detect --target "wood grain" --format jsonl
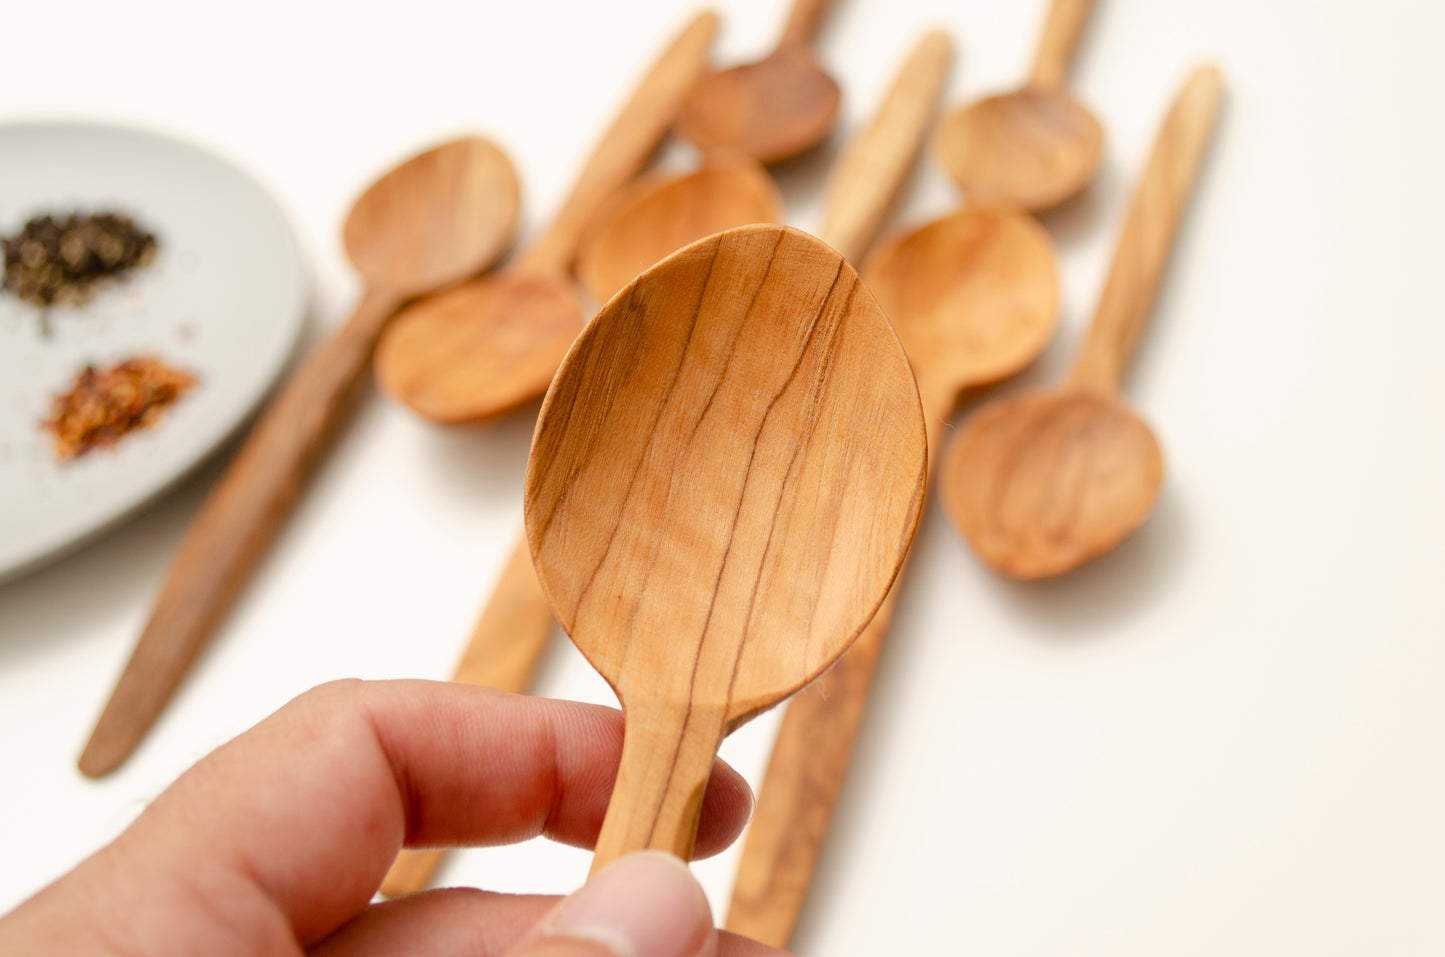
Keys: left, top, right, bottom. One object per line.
{"left": 941, "top": 64, "right": 1224, "bottom": 579}
{"left": 378, "top": 534, "right": 555, "bottom": 897}
{"left": 818, "top": 30, "right": 952, "bottom": 265}
{"left": 78, "top": 137, "right": 521, "bottom": 777}
{"left": 375, "top": 11, "right": 718, "bottom": 424}
{"left": 1030, "top": 0, "right": 1097, "bottom": 88}
{"left": 524, "top": 224, "right": 926, "bottom": 873}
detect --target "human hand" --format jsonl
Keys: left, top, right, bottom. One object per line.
{"left": 0, "top": 679, "right": 782, "bottom": 957}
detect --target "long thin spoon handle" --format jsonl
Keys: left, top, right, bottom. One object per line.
{"left": 378, "top": 534, "right": 555, "bottom": 897}
{"left": 817, "top": 30, "right": 953, "bottom": 265}
{"left": 726, "top": 577, "right": 899, "bottom": 945}
{"left": 724, "top": 397, "right": 950, "bottom": 947}
{"left": 1029, "top": 0, "right": 1096, "bottom": 88}
{"left": 778, "top": 0, "right": 836, "bottom": 47}
{"left": 78, "top": 287, "right": 403, "bottom": 777}
{"left": 513, "top": 12, "right": 719, "bottom": 277}
{"left": 1069, "top": 65, "right": 1224, "bottom": 391}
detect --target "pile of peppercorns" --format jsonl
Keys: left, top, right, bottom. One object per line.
{"left": 2, "top": 211, "right": 158, "bottom": 309}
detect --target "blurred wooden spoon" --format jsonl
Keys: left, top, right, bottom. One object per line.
{"left": 575, "top": 151, "right": 781, "bottom": 303}
{"left": 374, "top": 12, "right": 718, "bottom": 423}
{"left": 78, "top": 136, "right": 519, "bottom": 778}
{"left": 525, "top": 223, "right": 926, "bottom": 873}
{"left": 941, "top": 64, "right": 1224, "bottom": 578}
{"left": 934, "top": 0, "right": 1103, "bottom": 211}
{"left": 677, "top": 0, "right": 841, "bottom": 163}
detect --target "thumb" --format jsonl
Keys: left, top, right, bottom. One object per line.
{"left": 506, "top": 851, "right": 717, "bottom": 957}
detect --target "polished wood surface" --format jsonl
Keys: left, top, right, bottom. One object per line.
{"left": 525, "top": 223, "right": 925, "bottom": 874}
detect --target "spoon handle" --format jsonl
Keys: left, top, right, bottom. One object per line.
{"left": 1029, "top": 0, "right": 1096, "bottom": 88}
{"left": 726, "top": 581, "right": 898, "bottom": 946}
{"left": 78, "top": 288, "right": 403, "bottom": 777}
{"left": 590, "top": 698, "right": 728, "bottom": 875}
{"left": 378, "top": 534, "right": 555, "bottom": 897}
{"left": 724, "top": 394, "right": 949, "bottom": 946}
{"left": 1069, "top": 65, "right": 1224, "bottom": 392}
{"left": 778, "top": 0, "right": 835, "bottom": 47}
{"left": 513, "top": 11, "right": 718, "bottom": 278}
{"left": 818, "top": 30, "right": 953, "bottom": 265}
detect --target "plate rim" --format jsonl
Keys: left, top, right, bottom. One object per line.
{"left": 0, "top": 115, "right": 310, "bottom": 586}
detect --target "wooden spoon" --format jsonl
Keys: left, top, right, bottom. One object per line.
{"left": 77, "top": 137, "right": 519, "bottom": 778}
{"left": 676, "top": 0, "right": 840, "bottom": 163}
{"left": 373, "top": 12, "right": 718, "bottom": 423}
{"left": 377, "top": 28, "right": 951, "bottom": 898}
{"left": 933, "top": 0, "right": 1103, "bottom": 211}
{"left": 725, "top": 60, "right": 1059, "bottom": 957}
{"left": 524, "top": 223, "right": 927, "bottom": 872}
{"left": 941, "top": 64, "right": 1223, "bottom": 579}
{"left": 575, "top": 151, "right": 781, "bottom": 303}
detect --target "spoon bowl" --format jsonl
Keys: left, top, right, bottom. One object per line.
{"left": 374, "top": 272, "right": 583, "bottom": 422}
{"left": 526, "top": 223, "right": 926, "bottom": 870}
{"left": 933, "top": 88, "right": 1102, "bottom": 212}
{"left": 373, "top": 12, "right": 718, "bottom": 424}
{"left": 677, "top": 45, "right": 841, "bottom": 163}
{"left": 343, "top": 137, "right": 520, "bottom": 293}
{"left": 933, "top": 0, "right": 1102, "bottom": 211}
{"left": 576, "top": 152, "right": 781, "bottom": 303}
{"left": 864, "top": 205, "right": 1057, "bottom": 400}
{"left": 940, "top": 388, "right": 1161, "bottom": 579}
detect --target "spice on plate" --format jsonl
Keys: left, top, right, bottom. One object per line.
{"left": 2, "top": 211, "right": 159, "bottom": 310}
{"left": 42, "top": 357, "right": 196, "bottom": 461}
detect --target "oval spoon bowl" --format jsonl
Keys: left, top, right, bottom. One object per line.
{"left": 941, "top": 388, "right": 1162, "bottom": 579}
{"left": 933, "top": 88, "right": 1102, "bottom": 212}
{"left": 678, "top": 46, "right": 841, "bottom": 163}
{"left": 577, "top": 153, "right": 782, "bottom": 303}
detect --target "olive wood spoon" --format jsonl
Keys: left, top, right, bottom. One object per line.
{"left": 379, "top": 29, "right": 949, "bottom": 897}
{"left": 78, "top": 137, "right": 520, "bottom": 778}
{"left": 524, "top": 223, "right": 927, "bottom": 874}
{"left": 575, "top": 151, "right": 782, "bottom": 303}
{"left": 374, "top": 12, "right": 718, "bottom": 423}
{"left": 724, "top": 54, "right": 1062, "bottom": 956}
{"left": 934, "top": 0, "right": 1103, "bottom": 211}
{"left": 676, "top": 0, "right": 841, "bottom": 163}
{"left": 942, "top": 64, "right": 1223, "bottom": 579}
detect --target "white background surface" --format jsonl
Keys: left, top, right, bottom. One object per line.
{"left": 2, "top": 0, "right": 1444, "bottom": 953}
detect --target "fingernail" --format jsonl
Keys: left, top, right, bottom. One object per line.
{"left": 545, "top": 851, "right": 713, "bottom": 957}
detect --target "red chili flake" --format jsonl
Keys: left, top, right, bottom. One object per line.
{"left": 42, "top": 357, "right": 196, "bottom": 461}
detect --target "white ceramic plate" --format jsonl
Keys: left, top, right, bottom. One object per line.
{"left": 0, "top": 120, "right": 307, "bottom": 584}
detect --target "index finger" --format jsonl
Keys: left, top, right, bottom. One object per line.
{"left": 111, "top": 679, "right": 754, "bottom": 945}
